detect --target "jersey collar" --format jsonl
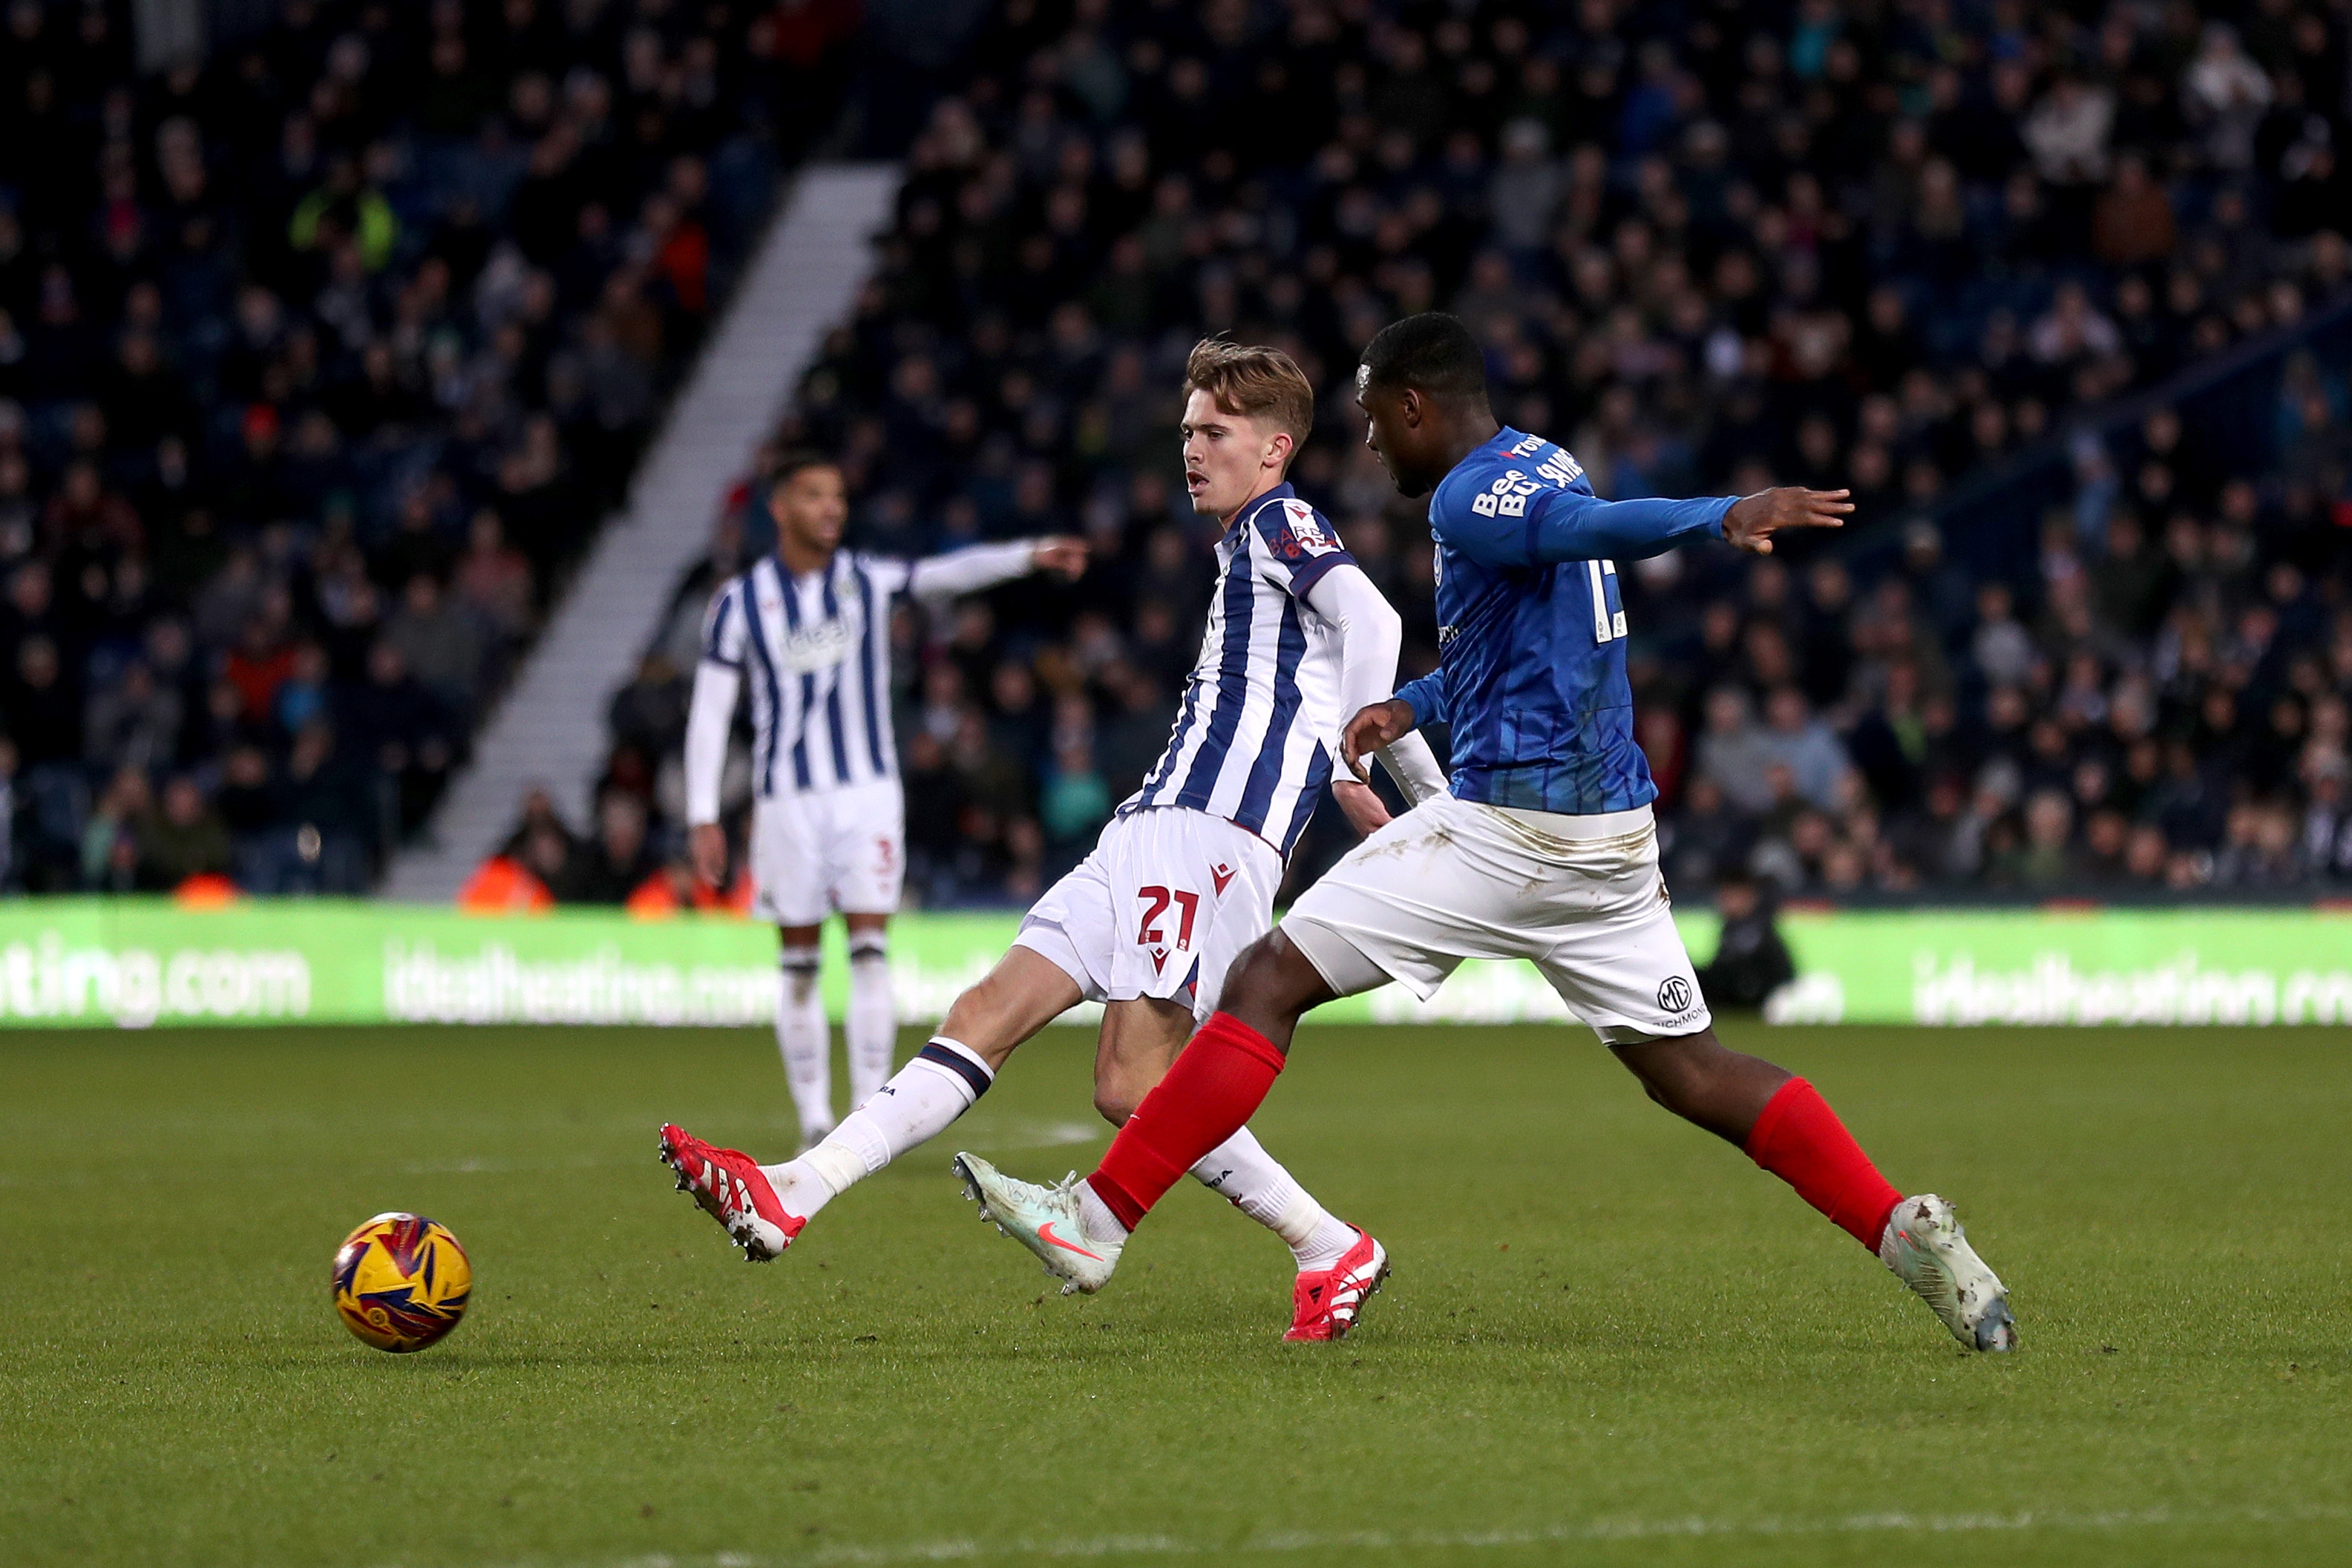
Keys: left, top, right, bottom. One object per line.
{"left": 770, "top": 547, "right": 841, "bottom": 584}
{"left": 1227, "top": 481, "right": 1296, "bottom": 538}
{"left": 1439, "top": 428, "right": 1528, "bottom": 493}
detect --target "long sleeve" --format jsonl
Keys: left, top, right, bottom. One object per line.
{"left": 1444, "top": 484, "right": 1734, "bottom": 568}
{"left": 1302, "top": 563, "right": 1401, "bottom": 737}
{"left": 905, "top": 539, "right": 1040, "bottom": 599}
{"left": 1395, "top": 668, "right": 1449, "bottom": 727}
{"left": 1375, "top": 731, "right": 1447, "bottom": 804}
{"left": 1303, "top": 564, "right": 1447, "bottom": 807}
{"left": 682, "top": 659, "right": 739, "bottom": 827}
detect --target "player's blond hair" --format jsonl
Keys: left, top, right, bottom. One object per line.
{"left": 1183, "top": 338, "right": 1314, "bottom": 463}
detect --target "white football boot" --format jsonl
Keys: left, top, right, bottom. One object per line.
{"left": 1878, "top": 1193, "right": 2016, "bottom": 1351}
{"left": 952, "top": 1153, "right": 1124, "bottom": 1295}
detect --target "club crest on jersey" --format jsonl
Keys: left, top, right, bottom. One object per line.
{"left": 1273, "top": 499, "right": 1340, "bottom": 559}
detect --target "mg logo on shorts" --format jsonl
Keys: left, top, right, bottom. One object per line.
{"left": 1657, "top": 977, "right": 1693, "bottom": 1014}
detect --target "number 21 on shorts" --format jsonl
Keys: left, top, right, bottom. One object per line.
{"left": 1135, "top": 885, "right": 1199, "bottom": 951}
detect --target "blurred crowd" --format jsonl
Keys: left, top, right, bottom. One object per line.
{"left": 12, "top": 0, "right": 2348, "bottom": 906}
{"left": 0, "top": 0, "right": 848, "bottom": 893}
{"left": 571, "top": 0, "right": 2352, "bottom": 912}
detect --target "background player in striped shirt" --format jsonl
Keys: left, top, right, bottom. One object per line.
{"left": 679, "top": 453, "right": 1085, "bottom": 1147}
{"left": 962, "top": 315, "right": 2017, "bottom": 1354}
{"left": 662, "top": 341, "right": 1444, "bottom": 1341}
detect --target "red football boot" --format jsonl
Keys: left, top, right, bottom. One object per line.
{"left": 658, "top": 1123, "right": 806, "bottom": 1261}
{"left": 1284, "top": 1226, "right": 1390, "bottom": 1342}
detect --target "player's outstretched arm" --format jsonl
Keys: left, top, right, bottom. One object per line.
{"left": 1446, "top": 485, "right": 1731, "bottom": 566}
{"left": 1449, "top": 482, "right": 1847, "bottom": 568}
{"left": 1720, "top": 487, "right": 1853, "bottom": 554}
{"left": 904, "top": 536, "right": 1087, "bottom": 598}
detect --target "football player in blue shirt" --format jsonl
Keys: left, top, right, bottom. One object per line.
{"left": 960, "top": 313, "right": 2016, "bottom": 1354}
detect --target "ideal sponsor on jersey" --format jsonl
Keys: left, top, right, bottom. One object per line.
{"left": 771, "top": 612, "right": 860, "bottom": 673}
{"left": 711, "top": 553, "right": 902, "bottom": 799}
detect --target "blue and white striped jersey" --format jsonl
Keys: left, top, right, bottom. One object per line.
{"left": 1393, "top": 427, "right": 1734, "bottom": 816}
{"left": 1124, "top": 483, "right": 1357, "bottom": 854}
{"left": 703, "top": 551, "right": 907, "bottom": 799}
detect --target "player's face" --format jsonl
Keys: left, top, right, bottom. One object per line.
{"left": 1181, "top": 389, "right": 1288, "bottom": 520}
{"left": 770, "top": 465, "right": 848, "bottom": 555}
{"left": 1355, "top": 382, "right": 1432, "bottom": 498}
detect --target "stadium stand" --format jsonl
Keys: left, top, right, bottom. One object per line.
{"left": 583, "top": 0, "right": 2352, "bottom": 910}
{"left": 0, "top": 0, "right": 854, "bottom": 894}
{"left": 10, "top": 2, "right": 2352, "bottom": 910}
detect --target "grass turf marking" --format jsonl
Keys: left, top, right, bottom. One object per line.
{"left": 445, "top": 1504, "right": 2352, "bottom": 1567}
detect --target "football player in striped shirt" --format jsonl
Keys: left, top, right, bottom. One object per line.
{"left": 676, "top": 452, "right": 1087, "bottom": 1147}
{"left": 662, "top": 341, "right": 1444, "bottom": 1341}
{"left": 962, "top": 314, "right": 2017, "bottom": 1354}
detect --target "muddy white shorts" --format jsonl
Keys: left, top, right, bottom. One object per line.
{"left": 1015, "top": 806, "right": 1284, "bottom": 1022}
{"left": 1281, "top": 794, "right": 1711, "bottom": 1042}
{"left": 750, "top": 779, "right": 905, "bottom": 926}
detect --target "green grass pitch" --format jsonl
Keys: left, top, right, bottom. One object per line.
{"left": 3, "top": 1020, "right": 2348, "bottom": 1567}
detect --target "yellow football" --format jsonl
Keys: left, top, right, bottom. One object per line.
{"left": 331, "top": 1213, "right": 472, "bottom": 1353}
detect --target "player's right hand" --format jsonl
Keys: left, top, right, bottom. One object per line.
{"left": 1331, "top": 778, "right": 1391, "bottom": 836}
{"left": 689, "top": 822, "right": 729, "bottom": 887}
{"left": 1339, "top": 698, "right": 1417, "bottom": 781}
{"left": 1032, "top": 537, "right": 1089, "bottom": 579}
{"left": 1723, "top": 487, "right": 1852, "bottom": 554}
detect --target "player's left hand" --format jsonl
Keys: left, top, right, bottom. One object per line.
{"left": 1723, "top": 487, "right": 1852, "bottom": 554}
{"left": 1033, "top": 537, "right": 1089, "bottom": 579}
{"left": 1331, "top": 778, "right": 1391, "bottom": 836}
{"left": 1340, "top": 698, "right": 1416, "bottom": 780}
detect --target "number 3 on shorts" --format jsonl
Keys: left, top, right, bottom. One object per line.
{"left": 1135, "top": 885, "right": 1200, "bottom": 951}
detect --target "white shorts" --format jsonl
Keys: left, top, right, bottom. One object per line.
{"left": 1015, "top": 807, "right": 1283, "bottom": 1023}
{"left": 1283, "top": 795, "right": 1711, "bottom": 1043}
{"left": 750, "top": 780, "right": 905, "bottom": 926}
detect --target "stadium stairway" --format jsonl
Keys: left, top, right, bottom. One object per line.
{"left": 381, "top": 164, "right": 901, "bottom": 903}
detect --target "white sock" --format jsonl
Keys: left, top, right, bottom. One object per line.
{"left": 845, "top": 931, "right": 896, "bottom": 1109}
{"left": 775, "top": 944, "right": 833, "bottom": 1144}
{"left": 759, "top": 1037, "right": 993, "bottom": 1219}
{"left": 1075, "top": 1178, "right": 1130, "bottom": 1249}
{"left": 1190, "top": 1126, "right": 1355, "bottom": 1272}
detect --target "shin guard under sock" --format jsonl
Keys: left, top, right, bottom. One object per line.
{"left": 1744, "top": 1077, "right": 1903, "bottom": 1250}
{"left": 1088, "top": 1012, "right": 1285, "bottom": 1232}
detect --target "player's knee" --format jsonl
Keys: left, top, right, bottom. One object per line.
{"left": 939, "top": 987, "right": 1000, "bottom": 1052}
{"left": 1092, "top": 1082, "right": 1141, "bottom": 1126}
{"left": 1221, "top": 933, "right": 1318, "bottom": 1028}
{"left": 1617, "top": 1029, "right": 1726, "bottom": 1116}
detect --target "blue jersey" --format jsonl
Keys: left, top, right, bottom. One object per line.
{"left": 1394, "top": 427, "right": 1734, "bottom": 816}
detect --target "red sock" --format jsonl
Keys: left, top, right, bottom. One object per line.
{"left": 1087, "top": 1012, "right": 1286, "bottom": 1231}
{"left": 1744, "top": 1078, "right": 1902, "bottom": 1252}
